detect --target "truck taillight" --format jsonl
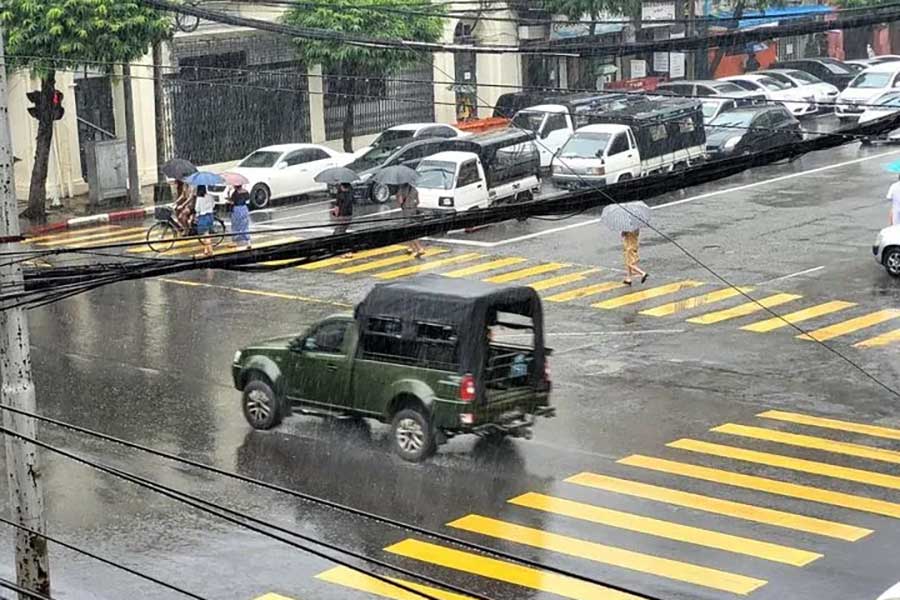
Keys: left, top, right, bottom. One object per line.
{"left": 460, "top": 374, "right": 476, "bottom": 403}
{"left": 543, "top": 360, "right": 551, "bottom": 383}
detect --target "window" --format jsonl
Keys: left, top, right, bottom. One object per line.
{"left": 542, "top": 113, "right": 568, "bottom": 135}
{"left": 763, "top": 72, "right": 796, "bottom": 87}
{"left": 306, "top": 148, "right": 330, "bottom": 161}
{"left": 731, "top": 80, "right": 759, "bottom": 92}
{"left": 457, "top": 160, "right": 480, "bottom": 187}
{"left": 752, "top": 112, "right": 774, "bottom": 129}
{"left": 712, "top": 82, "right": 747, "bottom": 94}
{"left": 608, "top": 134, "right": 629, "bottom": 155}
{"left": 419, "top": 126, "right": 457, "bottom": 139}
{"left": 239, "top": 151, "right": 281, "bottom": 169}
{"left": 307, "top": 321, "right": 349, "bottom": 354}
{"left": 395, "top": 145, "right": 431, "bottom": 166}
{"left": 648, "top": 124, "right": 668, "bottom": 142}
{"left": 367, "top": 317, "right": 402, "bottom": 335}
{"left": 677, "top": 117, "right": 696, "bottom": 134}
{"left": 283, "top": 150, "right": 311, "bottom": 166}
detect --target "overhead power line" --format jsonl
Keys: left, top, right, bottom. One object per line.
{"left": 0, "top": 577, "right": 55, "bottom": 600}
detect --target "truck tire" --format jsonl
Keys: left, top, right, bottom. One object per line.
{"left": 242, "top": 379, "right": 283, "bottom": 430}
{"left": 391, "top": 407, "right": 436, "bottom": 462}
{"left": 515, "top": 191, "right": 532, "bottom": 222}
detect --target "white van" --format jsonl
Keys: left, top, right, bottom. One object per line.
{"left": 836, "top": 62, "right": 900, "bottom": 120}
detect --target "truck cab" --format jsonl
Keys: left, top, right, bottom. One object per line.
{"left": 550, "top": 124, "right": 640, "bottom": 189}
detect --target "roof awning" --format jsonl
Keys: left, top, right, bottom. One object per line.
{"left": 713, "top": 5, "right": 833, "bottom": 30}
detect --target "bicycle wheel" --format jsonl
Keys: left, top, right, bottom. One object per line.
{"left": 210, "top": 218, "right": 227, "bottom": 248}
{"left": 146, "top": 222, "right": 178, "bottom": 253}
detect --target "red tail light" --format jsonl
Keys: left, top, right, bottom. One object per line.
{"left": 459, "top": 373, "right": 476, "bottom": 403}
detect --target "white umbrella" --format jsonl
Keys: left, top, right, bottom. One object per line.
{"left": 600, "top": 201, "right": 651, "bottom": 233}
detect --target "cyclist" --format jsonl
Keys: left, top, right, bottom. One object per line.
{"left": 174, "top": 180, "right": 194, "bottom": 234}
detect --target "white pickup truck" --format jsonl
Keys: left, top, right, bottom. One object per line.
{"left": 416, "top": 130, "right": 541, "bottom": 212}
{"left": 551, "top": 97, "right": 706, "bottom": 190}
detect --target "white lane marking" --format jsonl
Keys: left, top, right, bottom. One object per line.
{"left": 428, "top": 148, "right": 900, "bottom": 249}
{"left": 759, "top": 266, "right": 826, "bottom": 284}
{"left": 256, "top": 198, "right": 335, "bottom": 222}
{"left": 499, "top": 329, "right": 686, "bottom": 339}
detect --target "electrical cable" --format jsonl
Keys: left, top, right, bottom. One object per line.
{"left": 0, "top": 577, "right": 54, "bottom": 600}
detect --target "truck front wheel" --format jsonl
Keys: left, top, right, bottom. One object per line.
{"left": 391, "top": 407, "right": 436, "bottom": 462}
{"left": 242, "top": 379, "right": 283, "bottom": 430}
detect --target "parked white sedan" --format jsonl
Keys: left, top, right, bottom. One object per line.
{"left": 229, "top": 144, "right": 354, "bottom": 209}
{"left": 874, "top": 224, "right": 900, "bottom": 276}
{"left": 759, "top": 68, "right": 840, "bottom": 108}
{"left": 858, "top": 90, "right": 900, "bottom": 143}
{"left": 720, "top": 74, "right": 817, "bottom": 117}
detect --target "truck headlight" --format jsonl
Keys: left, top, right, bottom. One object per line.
{"left": 438, "top": 197, "right": 454, "bottom": 207}
{"left": 233, "top": 350, "right": 242, "bottom": 364}
{"left": 724, "top": 136, "right": 742, "bottom": 151}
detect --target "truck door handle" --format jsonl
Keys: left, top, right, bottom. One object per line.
{"left": 326, "top": 364, "right": 338, "bottom": 372}
{"left": 477, "top": 184, "right": 483, "bottom": 189}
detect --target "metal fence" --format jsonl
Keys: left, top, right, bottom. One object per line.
{"left": 324, "top": 62, "right": 435, "bottom": 142}
{"left": 162, "top": 33, "right": 310, "bottom": 166}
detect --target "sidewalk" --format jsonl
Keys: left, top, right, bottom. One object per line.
{"left": 20, "top": 186, "right": 158, "bottom": 236}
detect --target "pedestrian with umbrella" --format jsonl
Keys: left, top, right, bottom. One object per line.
{"left": 315, "top": 168, "right": 359, "bottom": 242}
{"left": 185, "top": 172, "right": 225, "bottom": 257}
{"left": 601, "top": 201, "right": 651, "bottom": 285}
{"left": 375, "top": 166, "right": 424, "bottom": 258}
{"left": 223, "top": 172, "right": 251, "bottom": 249}
{"left": 162, "top": 159, "right": 199, "bottom": 234}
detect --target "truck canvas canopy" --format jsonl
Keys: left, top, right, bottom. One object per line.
{"left": 354, "top": 275, "right": 546, "bottom": 381}
{"left": 443, "top": 129, "right": 540, "bottom": 188}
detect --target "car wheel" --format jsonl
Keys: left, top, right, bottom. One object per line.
{"left": 242, "top": 379, "right": 283, "bottom": 430}
{"left": 371, "top": 183, "right": 391, "bottom": 204}
{"left": 861, "top": 137, "right": 873, "bottom": 146}
{"left": 391, "top": 407, "right": 436, "bottom": 462}
{"left": 884, "top": 248, "right": 900, "bottom": 277}
{"left": 250, "top": 184, "right": 271, "bottom": 210}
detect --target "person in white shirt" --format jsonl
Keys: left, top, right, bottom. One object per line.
{"left": 886, "top": 176, "right": 900, "bottom": 226}
{"left": 194, "top": 185, "right": 216, "bottom": 257}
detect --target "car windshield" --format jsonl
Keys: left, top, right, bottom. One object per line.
{"left": 701, "top": 100, "right": 723, "bottom": 120}
{"left": 346, "top": 145, "right": 397, "bottom": 172}
{"left": 558, "top": 132, "right": 611, "bottom": 158}
{"left": 850, "top": 72, "right": 892, "bottom": 88}
{"left": 238, "top": 151, "right": 282, "bottom": 169}
{"left": 875, "top": 93, "right": 900, "bottom": 107}
{"left": 712, "top": 82, "right": 745, "bottom": 94}
{"left": 416, "top": 160, "right": 456, "bottom": 190}
{"left": 756, "top": 77, "right": 791, "bottom": 91}
{"left": 820, "top": 61, "right": 853, "bottom": 75}
{"left": 511, "top": 111, "right": 546, "bottom": 133}
{"left": 709, "top": 111, "right": 756, "bottom": 129}
{"left": 786, "top": 70, "right": 821, "bottom": 84}
{"left": 762, "top": 72, "right": 797, "bottom": 87}
{"left": 371, "top": 129, "right": 415, "bottom": 147}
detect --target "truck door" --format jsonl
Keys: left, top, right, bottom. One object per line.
{"left": 604, "top": 132, "right": 637, "bottom": 183}
{"left": 290, "top": 319, "right": 354, "bottom": 409}
{"left": 454, "top": 159, "right": 485, "bottom": 210}
{"left": 537, "top": 112, "right": 572, "bottom": 168}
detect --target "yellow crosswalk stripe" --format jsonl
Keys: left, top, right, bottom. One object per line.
{"left": 385, "top": 539, "right": 642, "bottom": 600}
{"left": 298, "top": 245, "right": 406, "bottom": 270}
{"left": 687, "top": 293, "right": 802, "bottom": 325}
{"left": 593, "top": 280, "right": 704, "bottom": 310}
{"left": 336, "top": 248, "right": 448, "bottom": 274}
{"left": 374, "top": 253, "right": 482, "bottom": 280}
{"left": 507, "top": 492, "right": 819, "bottom": 565}
{"left": 759, "top": 410, "right": 900, "bottom": 441}
{"left": 127, "top": 236, "right": 195, "bottom": 254}
{"left": 545, "top": 281, "right": 625, "bottom": 303}
{"left": 855, "top": 328, "right": 900, "bottom": 348}
{"left": 483, "top": 262, "right": 569, "bottom": 283}
{"left": 640, "top": 287, "right": 752, "bottom": 317}
{"left": 253, "top": 594, "right": 294, "bottom": 600}
{"left": 447, "top": 515, "right": 766, "bottom": 595}
{"left": 442, "top": 256, "right": 526, "bottom": 278}
{"left": 669, "top": 438, "right": 900, "bottom": 491}
{"left": 797, "top": 309, "right": 900, "bottom": 342}
{"left": 713, "top": 423, "right": 900, "bottom": 465}
{"left": 69, "top": 231, "right": 149, "bottom": 249}
{"left": 528, "top": 268, "right": 601, "bottom": 291}
{"left": 317, "top": 566, "right": 474, "bottom": 600}
{"left": 565, "top": 472, "right": 869, "bottom": 541}
{"left": 620, "top": 454, "right": 900, "bottom": 519}
{"left": 258, "top": 258, "right": 306, "bottom": 267}
{"left": 741, "top": 300, "right": 856, "bottom": 333}
{"left": 214, "top": 237, "right": 299, "bottom": 257}
{"left": 36, "top": 226, "right": 145, "bottom": 247}
{"left": 25, "top": 225, "right": 118, "bottom": 244}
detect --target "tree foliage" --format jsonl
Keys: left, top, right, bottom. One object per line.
{"left": 1, "top": 0, "right": 169, "bottom": 219}
{"left": 541, "top": 0, "right": 641, "bottom": 22}
{"left": 282, "top": 0, "right": 444, "bottom": 151}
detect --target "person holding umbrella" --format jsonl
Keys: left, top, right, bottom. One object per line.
{"left": 222, "top": 172, "right": 251, "bottom": 249}
{"left": 185, "top": 171, "right": 225, "bottom": 257}
{"left": 600, "top": 201, "right": 651, "bottom": 285}
{"left": 397, "top": 182, "right": 425, "bottom": 258}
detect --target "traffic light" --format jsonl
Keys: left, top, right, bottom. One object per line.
{"left": 26, "top": 89, "right": 64, "bottom": 121}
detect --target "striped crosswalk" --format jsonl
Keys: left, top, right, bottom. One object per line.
{"left": 287, "top": 408, "right": 900, "bottom": 600}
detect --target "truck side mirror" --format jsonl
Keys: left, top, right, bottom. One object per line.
{"left": 304, "top": 337, "right": 317, "bottom": 351}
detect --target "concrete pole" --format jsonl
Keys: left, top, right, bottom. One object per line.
{"left": 0, "top": 28, "right": 52, "bottom": 600}
{"left": 152, "top": 41, "right": 172, "bottom": 205}
{"left": 122, "top": 64, "right": 141, "bottom": 207}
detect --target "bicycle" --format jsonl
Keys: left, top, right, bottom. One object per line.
{"left": 146, "top": 205, "right": 226, "bottom": 253}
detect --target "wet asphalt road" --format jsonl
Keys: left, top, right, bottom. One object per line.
{"left": 5, "top": 116, "right": 900, "bottom": 600}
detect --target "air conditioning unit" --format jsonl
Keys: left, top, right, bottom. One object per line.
{"left": 518, "top": 24, "right": 547, "bottom": 40}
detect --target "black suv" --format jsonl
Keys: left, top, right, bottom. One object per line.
{"left": 345, "top": 138, "right": 457, "bottom": 204}
{"left": 770, "top": 58, "right": 855, "bottom": 90}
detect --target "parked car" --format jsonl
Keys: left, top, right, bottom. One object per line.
{"left": 345, "top": 137, "right": 458, "bottom": 203}
{"left": 354, "top": 123, "right": 465, "bottom": 156}
{"left": 835, "top": 62, "right": 900, "bottom": 120}
{"left": 721, "top": 74, "right": 817, "bottom": 117}
{"left": 550, "top": 97, "right": 706, "bottom": 189}
{"left": 858, "top": 90, "right": 900, "bottom": 143}
{"left": 874, "top": 225, "right": 900, "bottom": 276}
{"left": 758, "top": 68, "right": 840, "bottom": 108}
{"left": 416, "top": 129, "right": 541, "bottom": 212}
{"left": 656, "top": 80, "right": 767, "bottom": 105}
{"left": 769, "top": 58, "right": 856, "bottom": 89}
{"left": 700, "top": 98, "right": 739, "bottom": 123}
{"left": 229, "top": 144, "right": 354, "bottom": 209}
{"left": 705, "top": 105, "right": 803, "bottom": 157}
{"left": 232, "top": 275, "right": 554, "bottom": 462}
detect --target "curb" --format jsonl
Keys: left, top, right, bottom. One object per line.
{"left": 26, "top": 206, "right": 155, "bottom": 237}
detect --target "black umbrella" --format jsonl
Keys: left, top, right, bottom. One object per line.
{"left": 161, "top": 158, "right": 197, "bottom": 180}
{"left": 314, "top": 167, "right": 360, "bottom": 185}
{"left": 373, "top": 165, "right": 419, "bottom": 186}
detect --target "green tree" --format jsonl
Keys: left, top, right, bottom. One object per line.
{"left": 282, "top": 0, "right": 444, "bottom": 152}
{"left": 541, "top": 0, "right": 641, "bottom": 35}
{"left": 1, "top": 0, "right": 169, "bottom": 220}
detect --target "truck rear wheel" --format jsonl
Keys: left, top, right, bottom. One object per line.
{"left": 515, "top": 191, "right": 532, "bottom": 222}
{"left": 391, "top": 407, "right": 436, "bottom": 462}
{"left": 242, "top": 380, "right": 283, "bottom": 430}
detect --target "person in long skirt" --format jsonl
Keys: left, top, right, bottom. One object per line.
{"left": 622, "top": 229, "right": 648, "bottom": 286}
{"left": 229, "top": 184, "right": 252, "bottom": 249}
{"left": 397, "top": 183, "right": 424, "bottom": 258}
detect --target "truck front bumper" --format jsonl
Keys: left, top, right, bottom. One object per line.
{"left": 470, "top": 405, "right": 556, "bottom": 438}
{"left": 551, "top": 175, "right": 606, "bottom": 190}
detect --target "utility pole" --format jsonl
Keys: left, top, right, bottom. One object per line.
{"left": 152, "top": 41, "right": 172, "bottom": 205}
{"left": 687, "top": 0, "right": 697, "bottom": 79}
{"left": 0, "top": 28, "right": 52, "bottom": 600}
{"left": 122, "top": 64, "right": 141, "bottom": 207}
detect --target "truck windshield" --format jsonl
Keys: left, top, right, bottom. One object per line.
{"left": 416, "top": 160, "right": 456, "bottom": 189}
{"left": 558, "top": 133, "right": 611, "bottom": 159}
{"left": 511, "top": 111, "right": 545, "bottom": 134}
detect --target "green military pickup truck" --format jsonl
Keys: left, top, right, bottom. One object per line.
{"left": 232, "top": 275, "right": 554, "bottom": 461}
